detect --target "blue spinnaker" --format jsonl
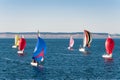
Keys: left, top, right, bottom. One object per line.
{"left": 33, "top": 36, "right": 46, "bottom": 62}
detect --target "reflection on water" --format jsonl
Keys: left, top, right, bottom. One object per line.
{"left": 103, "top": 58, "right": 116, "bottom": 79}
{"left": 104, "top": 58, "right": 113, "bottom": 62}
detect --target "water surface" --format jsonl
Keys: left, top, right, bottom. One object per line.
{"left": 0, "top": 39, "right": 120, "bottom": 79}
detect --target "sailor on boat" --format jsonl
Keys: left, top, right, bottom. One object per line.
{"left": 32, "top": 57, "right": 37, "bottom": 63}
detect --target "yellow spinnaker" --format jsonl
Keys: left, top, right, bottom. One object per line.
{"left": 15, "top": 35, "right": 20, "bottom": 46}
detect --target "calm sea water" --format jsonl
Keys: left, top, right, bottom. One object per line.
{"left": 0, "top": 38, "right": 120, "bottom": 80}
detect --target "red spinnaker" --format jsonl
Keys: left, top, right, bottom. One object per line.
{"left": 105, "top": 37, "right": 114, "bottom": 54}
{"left": 19, "top": 38, "right": 26, "bottom": 51}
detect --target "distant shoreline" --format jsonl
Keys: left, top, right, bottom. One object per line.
{"left": 0, "top": 32, "right": 120, "bottom": 39}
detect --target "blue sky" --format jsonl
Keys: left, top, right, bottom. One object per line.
{"left": 0, "top": 0, "right": 120, "bottom": 33}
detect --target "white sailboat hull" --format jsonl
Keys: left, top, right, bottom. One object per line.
{"left": 12, "top": 45, "right": 17, "bottom": 48}
{"left": 17, "top": 50, "right": 24, "bottom": 54}
{"left": 68, "top": 47, "right": 70, "bottom": 49}
{"left": 102, "top": 54, "right": 112, "bottom": 58}
{"left": 68, "top": 47, "right": 73, "bottom": 50}
{"left": 79, "top": 48, "right": 85, "bottom": 52}
{"left": 31, "top": 62, "right": 38, "bottom": 67}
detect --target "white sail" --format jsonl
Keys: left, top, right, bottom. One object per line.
{"left": 83, "top": 34, "right": 87, "bottom": 48}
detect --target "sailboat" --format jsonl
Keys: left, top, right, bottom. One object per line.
{"left": 31, "top": 31, "right": 46, "bottom": 67}
{"left": 12, "top": 35, "right": 20, "bottom": 48}
{"left": 17, "top": 35, "right": 26, "bottom": 54}
{"left": 79, "top": 30, "right": 92, "bottom": 52}
{"left": 102, "top": 35, "right": 115, "bottom": 59}
{"left": 68, "top": 36, "right": 74, "bottom": 50}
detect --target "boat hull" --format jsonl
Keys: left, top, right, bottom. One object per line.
{"left": 68, "top": 47, "right": 70, "bottom": 49}
{"left": 12, "top": 45, "right": 17, "bottom": 48}
{"left": 17, "top": 50, "right": 24, "bottom": 54}
{"left": 31, "top": 62, "right": 38, "bottom": 67}
{"left": 79, "top": 48, "right": 85, "bottom": 52}
{"left": 102, "top": 54, "right": 112, "bottom": 59}
{"left": 68, "top": 47, "right": 73, "bottom": 50}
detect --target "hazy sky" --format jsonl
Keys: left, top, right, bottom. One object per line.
{"left": 0, "top": 0, "right": 120, "bottom": 33}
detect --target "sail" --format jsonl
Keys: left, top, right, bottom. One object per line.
{"left": 15, "top": 35, "right": 20, "bottom": 46}
{"left": 105, "top": 36, "right": 114, "bottom": 54}
{"left": 18, "top": 37, "right": 26, "bottom": 51}
{"left": 69, "top": 36, "right": 74, "bottom": 47}
{"left": 33, "top": 36, "right": 46, "bottom": 62}
{"left": 83, "top": 31, "right": 87, "bottom": 47}
{"left": 83, "top": 30, "right": 92, "bottom": 48}
{"left": 87, "top": 31, "right": 92, "bottom": 46}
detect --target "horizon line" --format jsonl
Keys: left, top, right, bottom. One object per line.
{"left": 0, "top": 31, "right": 109, "bottom": 34}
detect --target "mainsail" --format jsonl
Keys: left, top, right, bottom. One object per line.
{"left": 105, "top": 36, "right": 114, "bottom": 55}
{"left": 32, "top": 35, "right": 46, "bottom": 62}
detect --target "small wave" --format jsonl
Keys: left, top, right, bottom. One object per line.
{"left": 3, "top": 57, "right": 12, "bottom": 61}
{"left": 3, "top": 57, "right": 30, "bottom": 65}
